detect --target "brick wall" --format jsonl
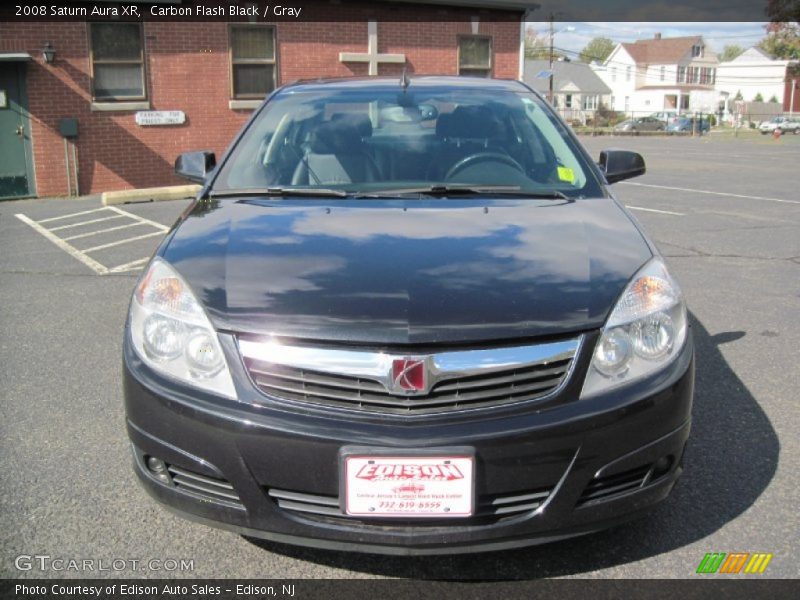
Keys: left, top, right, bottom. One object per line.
{"left": 1, "top": 11, "right": 521, "bottom": 197}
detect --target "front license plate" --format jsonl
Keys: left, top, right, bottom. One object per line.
{"left": 344, "top": 455, "right": 474, "bottom": 517}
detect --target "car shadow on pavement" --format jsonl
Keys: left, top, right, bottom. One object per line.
{"left": 245, "top": 313, "right": 779, "bottom": 578}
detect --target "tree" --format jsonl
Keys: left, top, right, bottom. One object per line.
{"left": 769, "top": 94, "right": 780, "bottom": 102}
{"left": 758, "top": 22, "right": 800, "bottom": 59}
{"left": 754, "top": 92, "right": 765, "bottom": 102}
{"left": 578, "top": 37, "right": 615, "bottom": 63}
{"left": 719, "top": 44, "right": 744, "bottom": 62}
{"left": 734, "top": 90, "right": 744, "bottom": 101}
{"left": 524, "top": 26, "right": 565, "bottom": 60}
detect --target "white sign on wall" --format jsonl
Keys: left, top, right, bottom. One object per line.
{"left": 135, "top": 110, "right": 185, "bottom": 126}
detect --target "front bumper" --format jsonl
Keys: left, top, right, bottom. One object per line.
{"left": 123, "top": 331, "right": 694, "bottom": 555}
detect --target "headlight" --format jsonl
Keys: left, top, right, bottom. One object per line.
{"left": 128, "top": 257, "right": 237, "bottom": 399}
{"left": 581, "top": 258, "right": 687, "bottom": 398}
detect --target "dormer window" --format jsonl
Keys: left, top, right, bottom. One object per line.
{"left": 692, "top": 44, "right": 703, "bottom": 58}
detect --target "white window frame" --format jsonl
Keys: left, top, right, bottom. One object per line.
{"left": 229, "top": 24, "right": 278, "bottom": 100}
{"left": 457, "top": 35, "right": 493, "bottom": 77}
{"left": 89, "top": 22, "right": 147, "bottom": 102}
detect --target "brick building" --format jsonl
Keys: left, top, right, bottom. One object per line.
{"left": 0, "top": 1, "right": 531, "bottom": 200}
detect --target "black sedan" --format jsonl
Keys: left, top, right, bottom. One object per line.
{"left": 123, "top": 76, "right": 694, "bottom": 555}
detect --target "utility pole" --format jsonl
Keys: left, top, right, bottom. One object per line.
{"left": 548, "top": 14, "right": 554, "bottom": 103}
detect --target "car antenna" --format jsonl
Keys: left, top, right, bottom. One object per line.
{"left": 400, "top": 67, "right": 410, "bottom": 91}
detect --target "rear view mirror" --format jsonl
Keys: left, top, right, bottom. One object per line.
{"left": 599, "top": 149, "right": 646, "bottom": 184}
{"left": 175, "top": 151, "right": 216, "bottom": 183}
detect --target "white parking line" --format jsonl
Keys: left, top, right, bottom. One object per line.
{"left": 619, "top": 181, "right": 800, "bottom": 205}
{"left": 36, "top": 207, "right": 108, "bottom": 223}
{"left": 15, "top": 214, "right": 109, "bottom": 275}
{"left": 62, "top": 221, "right": 146, "bottom": 241}
{"left": 15, "top": 205, "right": 170, "bottom": 276}
{"left": 47, "top": 215, "right": 126, "bottom": 231}
{"left": 626, "top": 205, "right": 685, "bottom": 216}
{"left": 108, "top": 257, "right": 151, "bottom": 273}
{"left": 107, "top": 206, "right": 170, "bottom": 232}
{"left": 81, "top": 231, "right": 164, "bottom": 253}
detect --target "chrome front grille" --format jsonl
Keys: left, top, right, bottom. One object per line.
{"left": 239, "top": 337, "right": 580, "bottom": 415}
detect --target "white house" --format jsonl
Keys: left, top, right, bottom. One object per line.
{"left": 715, "top": 47, "right": 800, "bottom": 119}
{"left": 593, "top": 34, "right": 719, "bottom": 116}
{"left": 523, "top": 59, "right": 612, "bottom": 123}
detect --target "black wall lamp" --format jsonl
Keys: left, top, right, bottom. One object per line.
{"left": 42, "top": 42, "right": 56, "bottom": 64}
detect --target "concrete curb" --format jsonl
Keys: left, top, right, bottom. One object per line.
{"left": 101, "top": 184, "right": 201, "bottom": 206}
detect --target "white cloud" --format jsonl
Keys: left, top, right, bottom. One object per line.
{"left": 527, "top": 21, "right": 769, "bottom": 58}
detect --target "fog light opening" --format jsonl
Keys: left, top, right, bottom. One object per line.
{"left": 145, "top": 456, "right": 171, "bottom": 484}
{"left": 653, "top": 455, "right": 674, "bottom": 479}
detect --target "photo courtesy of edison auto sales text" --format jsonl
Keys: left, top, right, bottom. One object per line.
{"left": 14, "top": 584, "right": 296, "bottom": 596}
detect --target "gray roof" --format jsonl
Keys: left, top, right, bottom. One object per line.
{"left": 523, "top": 60, "right": 612, "bottom": 95}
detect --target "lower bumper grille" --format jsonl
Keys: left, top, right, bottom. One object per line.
{"left": 166, "top": 464, "right": 243, "bottom": 507}
{"left": 267, "top": 487, "right": 550, "bottom": 525}
{"left": 577, "top": 464, "right": 654, "bottom": 506}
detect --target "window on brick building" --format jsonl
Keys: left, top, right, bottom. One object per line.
{"left": 458, "top": 36, "right": 492, "bottom": 77}
{"left": 230, "top": 25, "right": 277, "bottom": 98}
{"left": 89, "top": 23, "right": 146, "bottom": 100}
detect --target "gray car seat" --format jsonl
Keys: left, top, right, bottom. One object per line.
{"left": 291, "top": 114, "right": 380, "bottom": 185}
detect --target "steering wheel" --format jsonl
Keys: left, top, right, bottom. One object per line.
{"left": 445, "top": 152, "right": 525, "bottom": 181}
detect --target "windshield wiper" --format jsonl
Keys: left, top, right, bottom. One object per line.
{"left": 209, "top": 187, "right": 349, "bottom": 199}
{"left": 354, "top": 185, "right": 571, "bottom": 200}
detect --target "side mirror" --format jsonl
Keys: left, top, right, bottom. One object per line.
{"left": 599, "top": 149, "right": 645, "bottom": 184}
{"left": 175, "top": 151, "right": 216, "bottom": 183}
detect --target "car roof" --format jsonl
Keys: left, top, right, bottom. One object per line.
{"left": 279, "top": 75, "right": 531, "bottom": 95}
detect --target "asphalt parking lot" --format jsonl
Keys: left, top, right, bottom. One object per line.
{"left": 1, "top": 134, "right": 798, "bottom": 579}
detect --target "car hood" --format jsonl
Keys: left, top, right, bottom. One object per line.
{"left": 162, "top": 197, "right": 652, "bottom": 345}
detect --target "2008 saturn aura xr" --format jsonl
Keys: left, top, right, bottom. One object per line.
{"left": 123, "top": 76, "right": 694, "bottom": 554}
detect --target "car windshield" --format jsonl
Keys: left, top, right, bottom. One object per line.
{"left": 213, "top": 83, "right": 604, "bottom": 198}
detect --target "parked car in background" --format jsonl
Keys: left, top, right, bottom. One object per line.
{"left": 649, "top": 111, "right": 678, "bottom": 123}
{"left": 666, "top": 117, "right": 710, "bottom": 134}
{"left": 614, "top": 116, "right": 666, "bottom": 133}
{"left": 759, "top": 116, "right": 800, "bottom": 134}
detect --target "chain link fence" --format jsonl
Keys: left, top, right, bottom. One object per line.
{"left": 551, "top": 106, "right": 799, "bottom": 137}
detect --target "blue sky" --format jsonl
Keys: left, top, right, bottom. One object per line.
{"left": 527, "top": 22, "right": 770, "bottom": 59}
